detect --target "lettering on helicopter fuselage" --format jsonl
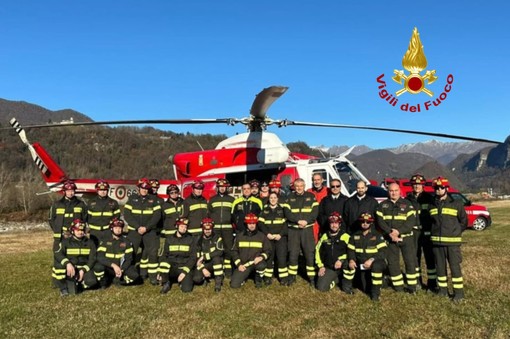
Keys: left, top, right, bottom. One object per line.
{"left": 114, "top": 186, "right": 137, "bottom": 201}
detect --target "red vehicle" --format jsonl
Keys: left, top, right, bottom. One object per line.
{"left": 382, "top": 178, "right": 492, "bottom": 231}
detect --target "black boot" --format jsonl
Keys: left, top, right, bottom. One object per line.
{"left": 255, "top": 275, "right": 263, "bottom": 289}
{"left": 264, "top": 277, "right": 273, "bottom": 286}
{"left": 160, "top": 282, "right": 171, "bottom": 294}
{"left": 437, "top": 287, "right": 448, "bottom": 297}
{"left": 371, "top": 286, "right": 381, "bottom": 302}
{"left": 287, "top": 275, "right": 296, "bottom": 286}
{"left": 214, "top": 277, "right": 223, "bottom": 292}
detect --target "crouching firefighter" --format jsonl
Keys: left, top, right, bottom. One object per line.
{"left": 95, "top": 218, "right": 140, "bottom": 288}
{"left": 230, "top": 213, "right": 272, "bottom": 289}
{"left": 159, "top": 218, "right": 198, "bottom": 294}
{"left": 347, "top": 213, "right": 387, "bottom": 301}
{"left": 54, "top": 219, "right": 98, "bottom": 296}
{"left": 193, "top": 218, "right": 225, "bottom": 292}
{"left": 315, "top": 212, "right": 352, "bottom": 292}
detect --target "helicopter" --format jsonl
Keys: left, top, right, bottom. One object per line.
{"left": 8, "top": 86, "right": 502, "bottom": 203}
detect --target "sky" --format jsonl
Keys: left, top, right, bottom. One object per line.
{"left": 1, "top": 1, "right": 509, "bottom": 149}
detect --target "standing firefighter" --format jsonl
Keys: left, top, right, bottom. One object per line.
{"left": 347, "top": 213, "right": 387, "bottom": 301}
{"left": 376, "top": 183, "right": 418, "bottom": 293}
{"left": 208, "top": 178, "right": 235, "bottom": 276}
{"left": 124, "top": 178, "right": 162, "bottom": 285}
{"left": 181, "top": 180, "right": 209, "bottom": 237}
{"left": 49, "top": 180, "right": 87, "bottom": 285}
{"left": 87, "top": 180, "right": 121, "bottom": 246}
{"left": 406, "top": 174, "right": 436, "bottom": 291}
{"left": 96, "top": 218, "right": 139, "bottom": 288}
{"left": 230, "top": 213, "right": 271, "bottom": 289}
{"left": 429, "top": 177, "right": 468, "bottom": 302}
{"left": 315, "top": 212, "right": 352, "bottom": 293}
{"left": 231, "top": 182, "right": 263, "bottom": 234}
{"left": 54, "top": 219, "right": 98, "bottom": 296}
{"left": 258, "top": 192, "right": 289, "bottom": 286}
{"left": 160, "top": 218, "right": 198, "bottom": 293}
{"left": 161, "top": 184, "right": 184, "bottom": 238}
{"left": 193, "top": 218, "right": 224, "bottom": 292}
{"left": 284, "top": 178, "right": 319, "bottom": 286}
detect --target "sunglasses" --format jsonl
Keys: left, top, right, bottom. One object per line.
{"left": 435, "top": 186, "right": 446, "bottom": 190}
{"left": 331, "top": 185, "right": 341, "bottom": 188}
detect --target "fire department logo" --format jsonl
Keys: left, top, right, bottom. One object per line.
{"left": 375, "top": 27, "right": 454, "bottom": 113}
{"left": 392, "top": 28, "right": 437, "bottom": 97}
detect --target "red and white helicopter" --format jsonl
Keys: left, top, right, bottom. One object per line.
{"left": 8, "top": 86, "right": 501, "bottom": 203}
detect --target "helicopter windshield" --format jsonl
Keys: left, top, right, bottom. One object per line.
{"left": 334, "top": 161, "right": 364, "bottom": 195}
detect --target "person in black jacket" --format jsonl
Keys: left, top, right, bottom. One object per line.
{"left": 347, "top": 213, "right": 387, "bottom": 301}
{"left": 343, "top": 180, "right": 378, "bottom": 234}
{"left": 315, "top": 212, "right": 352, "bottom": 292}
{"left": 318, "top": 179, "right": 348, "bottom": 236}
{"left": 87, "top": 180, "right": 121, "bottom": 246}
{"left": 193, "top": 218, "right": 224, "bottom": 292}
{"left": 230, "top": 213, "right": 271, "bottom": 289}
{"left": 429, "top": 177, "right": 468, "bottom": 302}
{"left": 258, "top": 192, "right": 288, "bottom": 285}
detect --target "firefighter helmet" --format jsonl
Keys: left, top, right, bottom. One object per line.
{"left": 244, "top": 213, "right": 258, "bottom": 224}
{"left": 95, "top": 180, "right": 110, "bottom": 191}
{"left": 62, "top": 180, "right": 77, "bottom": 191}
{"left": 249, "top": 179, "right": 260, "bottom": 188}
{"left": 201, "top": 217, "right": 214, "bottom": 229}
{"left": 166, "top": 184, "right": 180, "bottom": 195}
{"left": 192, "top": 180, "right": 205, "bottom": 189}
{"left": 410, "top": 174, "right": 426, "bottom": 185}
{"left": 175, "top": 217, "right": 189, "bottom": 228}
{"left": 216, "top": 178, "right": 230, "bottom": 188}
{"left": 328, "top": 212, "right": 342, "bottom": 224}
{"left": 358, "top": 212, "right": 375, "bottom": 223}
{"left": 109, "top": 218, "right": 125, "bottom": 230}
{"left": 432, "top": 176, "right": 450, "bottom": 188}
{"left": 137, "top": 178, "right": 151, "bottom": 189}
{"left": 69, "top": 219, "right": 86, "bottom": 233}
{"left": 149, "top": 179, "right": 160, "bottom": 189}
{"left": 269, "top": 179, "right": 282, "bottom": 188}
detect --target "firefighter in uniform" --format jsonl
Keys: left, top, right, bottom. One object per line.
{"left": 230, "top": 213, "right": 272, "bottom": 289}
{"left": 347, "top": 213, "right": 387, "bottom": 301}
{"left": 49, "top": 180, "right": 88, "bottom": 286}
{"left": 124, "top": 178, "right": 162, "bottom": 285}
{"left": 343, "top": 180, "right": 378, "bottom": 234}
{"left": 96, "top": 218, "right": 139, "bottom": 287}
{"left": 231, "top": 182, "right": 263, "bottom": 234}
{"left": 258, "top": 192, "right": 288, "bottom": 285}
{"left": 406, "top": 174, "right": 436, "bottom": 291}
{"left": 181, "top": 180, "right": 208, "bottom": 237}
{"left": 160, "top": 218, "right": 198, "bottom": 293}
{"left": 87, "top": 180, "right": 121, "bottom": 246}
{"left": 208, "top": 179, "right": 235, "bottom": 276}
{"left": 54, "top": 219, "right": 98, "bottom": 296}
{"left": 284, "top": 178, "right": 319, "bottom": 286}
{"left": 149, "top": 178, "right": 165, "bottom": 234}
{"left": 308, "top": 173, "right": 329, "bottom": 242}
{"left": 193, "top": 218, "right": 224, "bottom": 292}
{"left": 429, "top": 177, "right": 468, "bottom": 302}
{"left": 318, "top": 179, "right": 348, "bottom": 236}
{"left": 249, "top": 179, "right": 261, "bottom": 198}
{"left": 161, "top": 184, "right": 184, "bottom": 239}
{"left": 376, "top": 183, "right": 418, "bottom": 293}
{"left": 315, "top": 212, "right": 352, "bottom": 292}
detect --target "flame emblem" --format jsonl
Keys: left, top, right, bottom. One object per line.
{"left": 392, "top": 27, "right": 437, "bottom": 96}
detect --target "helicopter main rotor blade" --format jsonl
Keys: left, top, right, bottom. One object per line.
{"left": 2, "top": 118, "right": 240, "bottom": 130}
{"left": 250, "top": 86, "right": 288, "bottom": 120}
{"left": 279, "top": 120, "right": 502, "bottom": 144}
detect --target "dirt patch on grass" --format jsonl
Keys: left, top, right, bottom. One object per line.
{"left": 0, "top": 230, "right": 52, "bottom": 254}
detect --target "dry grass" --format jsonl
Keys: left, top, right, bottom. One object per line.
{"left": 1, "top": 201, "right": 509, "bottom": 338}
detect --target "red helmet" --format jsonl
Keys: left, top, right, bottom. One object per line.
{"left": 149, "top": 179, "right": 160, "bottom": 189}
{"left": 192, "top": 180, "right": 205, "bottom": 189}
{"left": 358, "top": 212, "right": 375, "bottom": 223}
{"left": 244, "top": 213, "right": 259, "bottom": 224}
{"left": 328, "top": 212, "right": 342, "bottom": 224}
{"left": 137, "top": 178, "right": 151, "bottom": 189}
{"left": 201, "top": 217, "right": 214, "bottom": 229}
{"left": 432, "top": 176, "right": 450, "bottom": 188}
{"left": 69, "top": 219, "right": 86, "bottom": 233}
{"left": 109, "top": 218, "right": 125, "bottom": 230}
{"left": 216, "top": 179, "right": 230, "bottom": 188}
{"left": 410, "top": 174, "right": 426, "bottom": 185}
{"left": 249, "top": 179, "right": 260, "bottom": 188}
{"left": 95, "top": 180, "right": 110, "bottom": 191}
{"left": 62, "top": 180, "right": 77, "bottom": 191}
{"left": 269, "top": 179, "right": 282, "bottom": 188}
{"left": 166, "top": 184, "right": 180, "bottom": 195}
{"left": 175, "top": 218, "right": 189, "bottom": 227}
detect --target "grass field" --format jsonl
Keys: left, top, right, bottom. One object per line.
{"left": 1, "top": 201, "right": 509, "bottom": 339}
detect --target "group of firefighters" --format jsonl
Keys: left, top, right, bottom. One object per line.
{"left": 50, "top": 173, "right": 467, "bottom": 302}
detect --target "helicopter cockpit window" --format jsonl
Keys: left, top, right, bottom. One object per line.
{"left": 311, "top": 170, "right": 330, "bottom": 188}
{"left": 335, "top": 162, "right": 363, "bottom": 195}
